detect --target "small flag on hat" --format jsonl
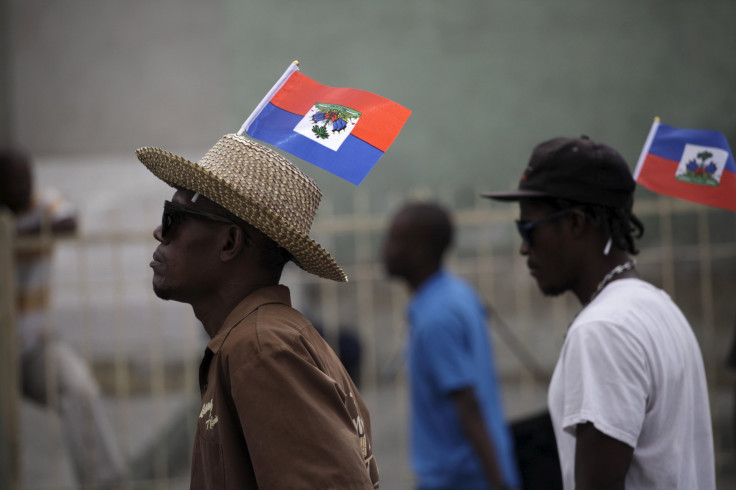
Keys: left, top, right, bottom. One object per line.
{"left": 239, "top": 61, "right": 411, "bottom": 185}
{"left": 634, "top": 118, "right": 736, "bottom": 212}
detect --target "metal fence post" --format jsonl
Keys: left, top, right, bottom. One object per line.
{"left": 0, "top": 210, "right": 19, "bottom": 490}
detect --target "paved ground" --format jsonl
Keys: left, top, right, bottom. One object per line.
{"left": 20, "top": 380, "right": 550, "bottom": 489}
{"left": 21, "top": 383, "right": 736, "bottom": 489}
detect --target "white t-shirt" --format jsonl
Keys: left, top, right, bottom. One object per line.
{"left": 548, "top": 278, "right": 715, "bottom": 489}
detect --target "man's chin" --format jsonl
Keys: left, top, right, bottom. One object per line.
{"left": 383, "top": 264, "right": 407, "bottom": 281}
{"left": 152, "top": 284, "right": 172, "bottom": 301}
{"left": 537, "top": 281, "right": 566, "bottom": 298}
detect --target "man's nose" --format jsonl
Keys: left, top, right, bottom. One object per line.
{"left": 153, "top": 224, "right": 164, "bottom": 243}
{"left": 519, "top": 239, "right": 530, "bottom": 256}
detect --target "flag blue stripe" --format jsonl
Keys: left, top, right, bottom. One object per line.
{"left": 650, "top": 123, "right": 736, "bottom": 173}
{"left": 246, "top": 103, "right": 384, "bottom": 185}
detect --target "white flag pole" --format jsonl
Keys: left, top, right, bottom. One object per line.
{"left": 237, "top": 60, "right": 301, "bottom": 136}
{"left": 633, "top": 117, "right": 661, "bottom": 180}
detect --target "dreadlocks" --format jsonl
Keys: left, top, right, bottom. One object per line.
{"left": 545, "top": 197, "right": 645, "bottom": 255}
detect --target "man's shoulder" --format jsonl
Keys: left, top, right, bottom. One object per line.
{"left": 215, "top": 313, "right": 305, "bottom": 381}
{"left": 410, "top": 274, "right": 486, "bottom": 337}
{"left": 227, "top": 300, "right": 311, "bottom": 346}
{"left": 580, "top": 279, "right": 666, "bottom": 320}
{"left": 572, "top": 278, "right": 691, "bottom": 345}
{"left": 416, "top": 271, "right": 481, "bottom": 305}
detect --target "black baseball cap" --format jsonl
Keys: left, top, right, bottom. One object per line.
{"left": 482, "top": 136, "right": 635, "bottom": 208}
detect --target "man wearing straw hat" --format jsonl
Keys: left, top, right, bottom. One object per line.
{"left": 137, "top": 133, "right": 379, "bottom": 489}
{"left": 482, "top": 136, "right": 715, "bottom": 489}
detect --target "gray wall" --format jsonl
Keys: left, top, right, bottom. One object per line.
{"left": 6, "top": 0, "right": 229, "bottom": 157}
{"left": 5, "top": 0, "right": 736, "bottom": 203}
{"left": 1, "top": 0, "right": 11, "bottom": 145}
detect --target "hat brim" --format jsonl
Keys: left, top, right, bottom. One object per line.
{"left": 481, "top": 189, "right": 550, "bottom": 201}
{"left": 136, "top": 146, "right": 347, "bottom": 282}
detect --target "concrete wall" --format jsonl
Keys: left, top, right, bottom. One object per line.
{"left": 6, "top": 0, "right": 229, "bottom": 157}
{"left": 1, "top": 0, "right": 11, "bottom": 145}
{"left": 5, "top": 0, "right": 736, "bottom": 202}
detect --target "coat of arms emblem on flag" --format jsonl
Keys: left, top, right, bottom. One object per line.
{"left": 674, "top": 145, "right": 729, "bottom": 187}
{"left": 294, "top": 103, "right": 362, "bottom": 150}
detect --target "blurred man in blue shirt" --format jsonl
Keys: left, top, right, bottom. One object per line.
{"left": 383, "top": 201, "right": 520, "bottom": 490}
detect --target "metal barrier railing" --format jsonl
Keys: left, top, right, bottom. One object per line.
{"left": 0, "top": 211, "right": 20, "bottom": 490}
{"left": 1, "top": 192, "right": 734, "bottom": 488}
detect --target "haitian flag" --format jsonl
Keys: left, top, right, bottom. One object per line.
{"left": 239, "top": 61, "right": 411, "bottom": 185}
{"left": 634, "top": 119, "right": 736, "bottom": 212}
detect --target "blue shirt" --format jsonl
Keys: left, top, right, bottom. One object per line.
{"left": 407, "top": 270, "right": 520, "bottom": 489}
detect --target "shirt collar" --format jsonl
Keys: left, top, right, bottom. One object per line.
{"left": 206, "top": 285, "right": 292, "bottom": 355}
{"left": 408, "top": 268, "right": 447, "bottom": 314}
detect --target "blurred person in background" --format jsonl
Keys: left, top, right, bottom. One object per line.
{"left": 729, "top": 316, "right": 736, "bottom": 465}
{"left": 382, "top": 201, "right": 520, "bottom": 490}
{"left": 483, "top": 136, "right": 715, "bottom": 489}
{"left": 137, "top": 134, "right": 379, "bottom": 489}
{"left": 0, "top": 147, "right": 126, "bottom": 488}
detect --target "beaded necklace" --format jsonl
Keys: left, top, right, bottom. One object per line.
{"left": 588, "top": 259, "right": 636, "bottom": 304}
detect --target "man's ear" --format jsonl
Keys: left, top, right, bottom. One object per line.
{"left": 568, "top": 208, "right": 588, "bottom": 237}
{"left": 220, "top": 224, "right": 251, "bottom": 262}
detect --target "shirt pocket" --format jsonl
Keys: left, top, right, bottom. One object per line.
{"left": 191, "top": 436, "right": 225, "bottom": 489}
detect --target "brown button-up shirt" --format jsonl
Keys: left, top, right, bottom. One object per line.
{"left": 190, "top": 285, "right": 379, "bottom": 489}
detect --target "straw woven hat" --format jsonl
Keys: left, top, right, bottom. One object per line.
{"left": 136, "top": 133, "right": 347, "bottom": 282}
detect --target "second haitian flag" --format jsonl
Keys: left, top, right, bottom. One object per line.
{"left": 242, "top": 62, "right": 411, "bottom": 185}
{"left": 634, "top": 119, "right": 736, "bottom": 212}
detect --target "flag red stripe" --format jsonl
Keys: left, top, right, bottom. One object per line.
{"left": 636, "top": 154, "right": 736, "bottom": 212}
{"left": 270, "top": 72, "right": 411, "bottom": 152}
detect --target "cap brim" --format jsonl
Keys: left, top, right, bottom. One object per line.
{"left": 480, "top": 189, "right": 550, "bottom": 201}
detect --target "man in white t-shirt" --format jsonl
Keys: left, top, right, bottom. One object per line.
{"left": 482, "top": 136, "right": 715, "bottom": 489}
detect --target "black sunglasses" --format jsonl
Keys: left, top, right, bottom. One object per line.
{"left": 161, "top": 200, "right": 238, "bottom": 238}
{"left": 515, "top": 207, "right": 577, "bottom": 246}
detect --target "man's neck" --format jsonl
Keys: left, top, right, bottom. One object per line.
{"left": 575, "top": 251, "right": 638, "bottom": 305}
{"left": 408, "top": 264, "right": 441, "bottom": 293}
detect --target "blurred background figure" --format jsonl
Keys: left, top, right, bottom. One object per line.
{"left": 313, "top": 322, "right": 363, "bottom": 388}
{"left": 729, "top": 316, "right": 736, "bottom": 467}
{"left": 383, "top": 201, "right": 520, "bottom": 490}
{"left": 0, "top": 147, "right": 126, "bottom": 488}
